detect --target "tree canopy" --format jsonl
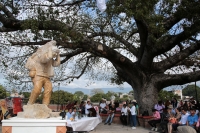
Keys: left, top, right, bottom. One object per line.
{"left": 0, "top": 0, "right": 200, "bottom": 112}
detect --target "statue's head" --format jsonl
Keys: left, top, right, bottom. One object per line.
{"left": 36, "top": 40, "right": 60, "bottom": 57}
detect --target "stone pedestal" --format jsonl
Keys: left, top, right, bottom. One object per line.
{"left": 2, "top": 117, "right": 67, "bottom": 133}
{"left": 17, "top": 104, "right": 60, "bottom": 119}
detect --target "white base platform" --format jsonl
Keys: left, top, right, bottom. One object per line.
{"left": 2, "top": 117, "right": 67, "bottom": 133}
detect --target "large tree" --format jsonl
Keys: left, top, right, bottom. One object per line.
{"left": 0, "top": 0, "right": 200, "bottom": 112}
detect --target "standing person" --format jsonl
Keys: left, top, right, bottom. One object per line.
{"left": 148, "top": 109, "right": 161, "bottom": 132}
{"left": 177, "top": 100, "right": 183, "bottom": 108}
{"left": 171, "top": 98, "right": 178, "bottom": 109}
{"left": 187, "top": 108, "right": 198, "bottom": 128}
{"left": 80, "top": 101, "right": 86, "bottom": 116}
{"left": 120, "top": 104, "right": 128, "bottom": 126}
{"left": 114, "top": 100, "right": 119, "bottom": 108}
{"left": 130, "top": 102, "right": 137, "bottom": 129}
{"left": 104, "top": 104, "right": 116, "bottom": 125}
{"left": 108, "top": 101, "right": 113, "bottom": 110}
{"left": 132, "top": 100, "right": 140, "bottom": 126}
{"left": 154, "top": 101, "right": 165, "bottom": 114}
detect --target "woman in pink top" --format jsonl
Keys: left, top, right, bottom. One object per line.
{"left": 148, "top": 109, "right": 161, "bottom": 132}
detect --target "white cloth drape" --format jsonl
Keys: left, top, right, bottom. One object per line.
{"left": 96, "top": 0, "right": 107, "bottom": 12}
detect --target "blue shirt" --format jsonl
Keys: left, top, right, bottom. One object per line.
{"left": 187, "top": 114, "right": 198, "bottom": 126}
{"left": 66, "top": 112, "right": 72, "bottom": 119}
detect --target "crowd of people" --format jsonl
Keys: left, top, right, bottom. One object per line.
{"left": 63, "top": 97, "right": 200, "bottom": 133}
{"left": 64, "top": 99, "right": 140, "bottom": 129}
{"left": 99, "top": 99, "right": 140, "bottom": 129}
{"left": 148, "top": 98, "right": 200, "bottom": 133}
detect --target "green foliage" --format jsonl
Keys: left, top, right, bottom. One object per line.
{"left": 90, "top": 93, "right": 104, "bottom": 102}
{"left": 74, "top": 91, "right": 84, "bottom": 99}
{"left": 21, "top": 92, "right": 31, "bottom": 99}
{"left": 82, "top": 94, "right": 88, "bottom": 101}
{"left": 182, "top": 84, "right": 200, "bottom": 101}
{"left": 158, "top": 90, "right": 179, "bottom": 101}
{"left": 50, "top": 90, "right": 73, "bottom": 104}
{"left": 0, "top": 84, "right": 6, "bottom": 99}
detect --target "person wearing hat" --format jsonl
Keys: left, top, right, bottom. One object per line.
{"left": 132, "top": 100, "right": 140, "bottom": 126}
{"left": 120, "top": 104, "right": 129, "bottom": 126}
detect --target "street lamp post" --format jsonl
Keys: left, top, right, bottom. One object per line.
{"left": 57, "top": 83, "right": 60, "bottom": 111}
{"left": 193, "top": 63, "right": 198, "bottom": 101}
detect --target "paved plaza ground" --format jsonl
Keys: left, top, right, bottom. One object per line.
{"left": 0, "top": 123, "right": 157, "bottom": 133}
{"left": 90, "top": 123, "right": 155, "bottom": 133}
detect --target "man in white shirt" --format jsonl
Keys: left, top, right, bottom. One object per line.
{"left": 99, "top": 100, "right": 107, "bottom": 113}
{"left": 85, "top": 101, "right": 92, "bottom": 116}
{"left": 172, "top": 108, "right": 189, "bottom": 131}
{"left": 120, "top": 104, "right": 128, "bottom": 126}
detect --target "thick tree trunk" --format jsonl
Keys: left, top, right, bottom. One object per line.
{"left": 133, "top": 82, "right": 158, "bottom": 116}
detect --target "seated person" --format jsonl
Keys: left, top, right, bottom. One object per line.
{"left": 167, "top": 113, "right": 177, "bottom": 133}
{"left": 0, "top": 99, "right": 10, "bottom": 120}
{"left": 104, "top": 104, "right": 116, "bottom": 125}
{"left": 186, "top": 108, "right": 198, "bottom": 128}
{"left": 71, "top": 107, "right": 77, "bottom": 118}
{"left": 99, "top": 99, "right": 107, "bottom": 114}
{"left": 120, "top": 104, "right": 128, "bottom": 126}
{"left": 172, "top": 108, "right": 189, "bottom": 131}
{"left": 167, "top": 107, "right": 181, "bottom": 133}
{"left": 66, "top": 108, "right": 73, "bottom": 120}
{"left": 196, "top": 116, "right": 200, "bottom": 132}
{"left": 85, "top": 101, "right": 93, "bottom": 116}
{"left": 160, "top": 105, "right": 173, "bottom": 133}
{"left": 148, "top": 109, "right": 161, "bottom": 132}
